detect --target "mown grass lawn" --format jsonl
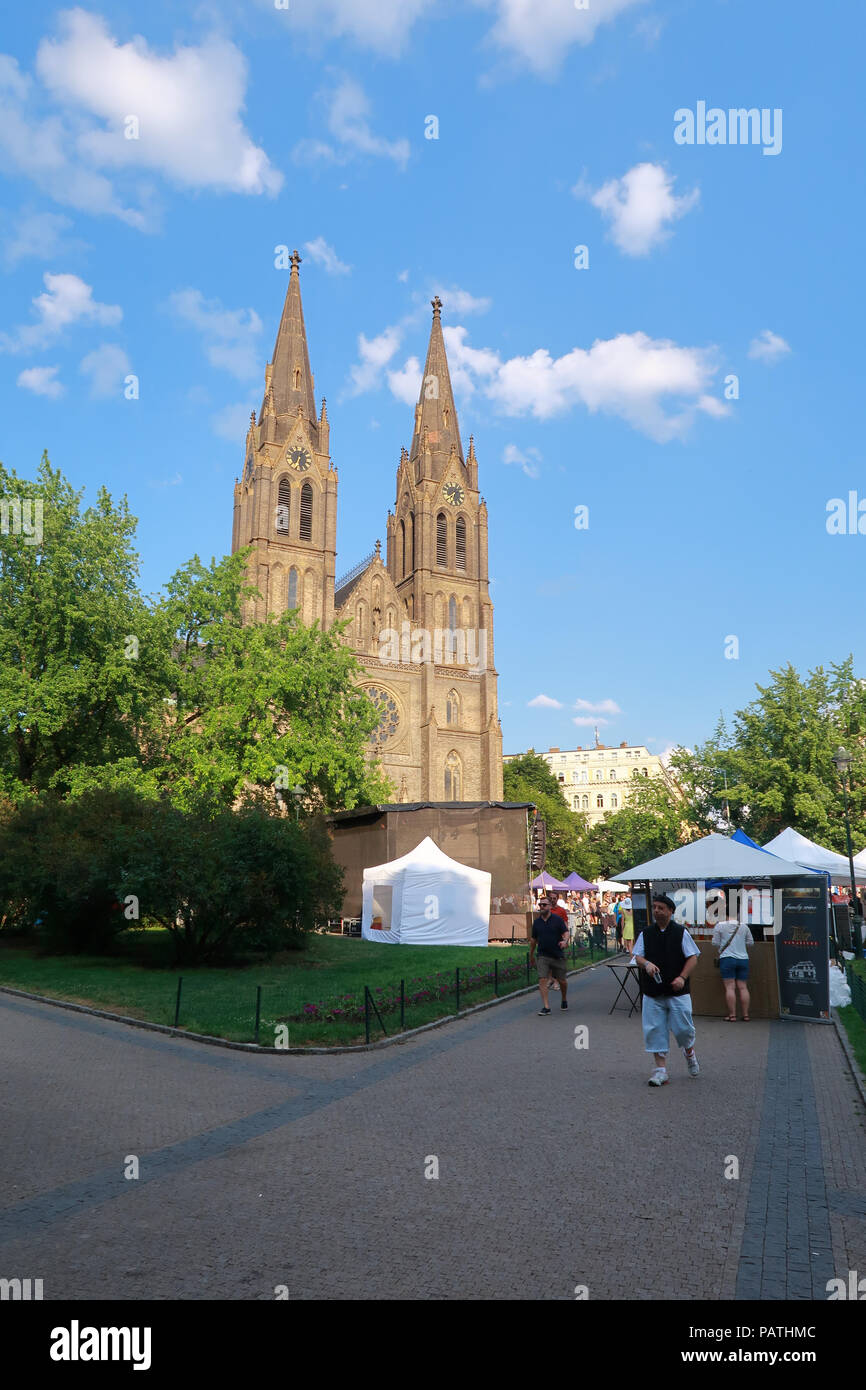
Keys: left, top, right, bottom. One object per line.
{"left": 0, "top": 929, "right": 608, "bottom": 1047}
{"left": 838, "top": 957, "right": 866, "bottom": 1085}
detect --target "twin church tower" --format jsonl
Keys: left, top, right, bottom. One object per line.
{"left": 231, "top": 252, "right": 503, "bottom": 802}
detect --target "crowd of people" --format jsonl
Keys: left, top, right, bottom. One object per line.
{"left": 531, "top": 888, "right": 635, "bottom": 951}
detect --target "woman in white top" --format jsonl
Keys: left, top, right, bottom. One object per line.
{"left": 712, "top": 918, "right": 754, "bottom": 1021}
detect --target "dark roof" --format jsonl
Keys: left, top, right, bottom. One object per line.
{"left": 328, "top": 800, "right": 536, "bottom": 825}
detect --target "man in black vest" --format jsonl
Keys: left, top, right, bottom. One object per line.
{"left": 632, "top": 893, "right": 701, "bottom": 1086}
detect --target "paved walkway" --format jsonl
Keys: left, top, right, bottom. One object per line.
{"left": 1, "top": 963, "right": 865, "bottom": 1300}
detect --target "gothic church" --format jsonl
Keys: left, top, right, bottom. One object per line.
{"left": 232, "top": 252, "right": 503, "bottom": 802}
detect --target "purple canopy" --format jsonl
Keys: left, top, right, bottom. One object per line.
{"left": 529, "top": 872, "right": 572, "bottom": 891}
{"left": 563, "top": 871, "right": 597, "bottom": 892}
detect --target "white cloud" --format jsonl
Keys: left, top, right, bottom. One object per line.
{"left": 397, "top": 269, "right": 409, "bottom": 282}
{"left": 79, "top": 342, "right": 130, "bottom": 397}
{"left": 36, "top": 11, "right": 281, "bottom": 196}
{"left": 387, "top": 354, "right": 422, "bottom": 405}
{"left": 357, "top": 315, "right": 726, "bottom": 442}
{"left": 212, "top": 401, "right": 258, "bottom": 442}
{"left": 2, "top": 209, "right": 82, "bottom": 268}
{"left": 293, "top": 76, "right": 409, "bottom": 168}
{"left": 169, "top": 290, "right": 263, "bottom": 380}
{"left": 16, "top": 364, "right": 63, "bottom": 397}
{"left": 429, "top": 286, "right": 491, "bottom": 316}
{"left": 303, "top": 237, "right": 351, "bottom": 275}
{"left": 0, "top": 15, "right": 280, "bottom": 229}
{"left": 149, "top": 472, "right": 183, "bottom": 488}
{"left": 574, "top": 698, "right": 621, "bottom": 714}
{"left": 579, "top": 163, "right": 699, "bottom": 256}
{"left": 748, "top": 329, "right": 791, "bottom": 364}
{"left": 282, "top": 0, "right": 435, "bottom": 56}
{"left": 348, "top": 325, "right": 404, "bottom": 395}
{"left": 0, "top": 272, "right": 122, "bottom": 353}
{"left": 503, "top": 443, "right": 541, "bottom": 478}
{"left": 483, "top": 0, "right": 646, "bottom": 77}
{"left": 528, "top": 693, "right": 563, "bottom": 708}
{"left": 573, "top": 716, "right": 608, "bottom": 728}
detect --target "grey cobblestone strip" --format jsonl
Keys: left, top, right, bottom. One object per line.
{"left": 735, "top": 1023, "right": 835, "bottom": 1301}
{"left": 0, "top": 975, "right": 596, "bottom": 1245}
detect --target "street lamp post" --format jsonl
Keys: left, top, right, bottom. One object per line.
{"left": 832, "top": 746, "right": 863, "bottom": 957}
{"left": 290, "top": 785, "right": 305, "bottom": 822}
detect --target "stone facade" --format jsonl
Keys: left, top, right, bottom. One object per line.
{"left": 232, "top": 254, "right": 503, "bottom": 802}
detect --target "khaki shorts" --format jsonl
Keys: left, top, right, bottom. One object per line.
{"left": 537, "top": 954, "right": 568, "bottom": 981}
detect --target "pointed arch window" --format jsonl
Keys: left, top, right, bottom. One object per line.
{"left": 293, "top": 368, "right": 301, "bottom": 390}
{"left": 443, "top": 408, "right": 450, "bottom": 429}
{"left": 399, "top": 520, "right": 405, "bottom": 579}
{"left": 287, "top": 567, "right": 298, "bottom": 611}
{"left": 444, "top": 750, "right": 462, "bottom": 801}
{"left": 448, "top": 595, "right": 457, "bottom": 632}
{"left": 277, "top": 477, "right": 290, "bottom": 533}
{"left": 446, "top": 689, "right": 460, "bottom": 726}
{"left": 409, "top": 511, "right": 415, "bottom": 570}
{"left": 299, "top": 482, "right": 313, "bottom": 540}
{"left": 455, "top": 515, "right": 466, "bottom": 571}
{"left": 436, "top": 513, "right": 447, "bottom": 567}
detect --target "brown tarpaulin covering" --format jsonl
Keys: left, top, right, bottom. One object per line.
{"left": 327, "top": 802, "right": 534, "bottom": 931}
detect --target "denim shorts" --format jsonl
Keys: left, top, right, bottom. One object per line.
{"left": 719, "top": 958, "right": 749, "bottom": 981}
{"left": 642, "top": 994, "right": 695, "bottom": 1054}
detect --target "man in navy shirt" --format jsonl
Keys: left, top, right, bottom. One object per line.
{"left": 530, "top": 896, "right": 570, "bottom": 1015}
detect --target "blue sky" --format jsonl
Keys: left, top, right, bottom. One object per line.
{"left": 1, "top": 0, "right": 863, "bottom": 762}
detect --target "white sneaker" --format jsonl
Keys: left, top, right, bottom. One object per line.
{"left": 684, "top": 1048, "right": 700, "bottom": 1077}
{"left": 648, "top": 1067, "right": 669, "bottom": 1086}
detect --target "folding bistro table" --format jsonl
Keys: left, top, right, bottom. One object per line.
{"left": 604, "top": 959, "right": 641, "bottom": 1016}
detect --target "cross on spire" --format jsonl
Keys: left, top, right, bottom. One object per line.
{"left": 431, "top": 295, "right": 443, "bottom": 318}
{"left": 291, "top": 249, "right": 302, "bottom": 273}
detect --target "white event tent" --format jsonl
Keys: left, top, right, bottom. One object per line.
{"left": 610, "top": 832, "right": 821, "bottom": 884}
{"left": 361, "top": 836, "right": 491, "bottom": 947}
{"left": 762, "top": 827, "right": 866, "bottom": 885}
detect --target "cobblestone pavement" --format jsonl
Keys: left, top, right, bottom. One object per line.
{"left": 1, "top": 964, "right": 864, "bottom": 1300}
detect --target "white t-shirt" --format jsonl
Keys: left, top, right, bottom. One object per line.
{"left": 631, "top": 928, "right": 700, "bottom": 965}
{"left": 712, "top": 920, "right": 754, "bottom": 961}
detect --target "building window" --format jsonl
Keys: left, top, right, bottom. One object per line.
{"left": 581, "top": 795, "right": 589, "bottom": 810}
{"left": 611, "top": 794, "right": 618, "bottom": 808}
{"left": 277, "top": 476, "right": 290, "bottom": 533}
{"left": 581, "top": 771, "right": 588, "bottom": 783}
{"left": 436, "top": 513, "right": 447, "bottom": 566}
{"left": 444, "top": 750, "right": 462, "bottom": 800}
{"left": 595, "top": 769, "right": 603, "bottom": 781}
{"left": 399, "top": 520, "right": 405, "bottom": 578}
{"left": 446, "top": 689, "right": 460, "bottom": 726}
{"left": 609, "top": 769, "right": 616, "bottom": 780}
{"left": 355, "top": 601, "right": 366, "bottom": 642}
{"left": 449, "top": 595, "right": 457, "bottom": 632}
{"left": 596, "top": 794, "right": 604, "bottom": 809}
{"left": 293, "top": 368, "right": 301, "bottom": 390}
{"left": 299, "top": 482, "right": 313, "bottom": 540}
{"left": 455, "top": 516, "right": 466, "bottom": 571}
{"left": 287, "top": 567, "right": 298, "bottom": 610}
{"left": 642, "top": 767, "right": 648, "bottom": 777}
{"left": 409, "top": 511, "right": 415, "bottom": 570}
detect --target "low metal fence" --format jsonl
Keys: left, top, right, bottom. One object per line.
{"left": 846, "top": 961, "right": 866, "bottom": 1026}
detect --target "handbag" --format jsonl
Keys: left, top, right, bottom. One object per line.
{"left": 713, "top": 926, "right": 739, "bottom": 968}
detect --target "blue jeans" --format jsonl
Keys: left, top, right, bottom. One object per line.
{"left": 642, "top": 994, "right": 695, "bottom": 1055}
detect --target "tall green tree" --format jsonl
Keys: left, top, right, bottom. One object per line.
{"left": 584, "top": 773, "right": 686, "bottom": 879}
{"left": 682, "top": 659, "right": 866, "bottom": 851}
{"left": 503, "top": 750, "right": 590, "bottom": 879}
{"left": 154, "top": 552, "right": 392, "bottom": 815}
{"left": 0, "top": 453, "right": 166, "bottom": 799}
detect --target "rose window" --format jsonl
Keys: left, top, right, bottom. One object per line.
{"left": 366, "top": 686, "right": 400, "bottom": 745}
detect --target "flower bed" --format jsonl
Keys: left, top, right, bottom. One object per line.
{"left": 289, "top": 958, "right": 530, "bottom": 1025}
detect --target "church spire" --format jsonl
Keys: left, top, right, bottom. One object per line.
{"left": 409, "top": 295, "right": 463, "bottom": 473}
{"left": 265, "top": 249, "right": 317, "bottom": 427}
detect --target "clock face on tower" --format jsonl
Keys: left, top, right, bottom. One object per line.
{"left": 443, "top": 482, "right": 465, "bottom": 506}
{"left": 287, "top": 446, "right": 312, "bottom": 472}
